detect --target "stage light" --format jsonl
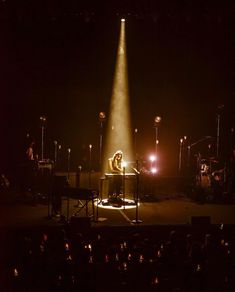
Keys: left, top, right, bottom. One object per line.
{"left": 179, "top": 138, "right": 183, "bottom": 173}
{"left": 150, "top": 167, "right": 158, "bottom": 174}
{"left": 103, "top": 14, "right": 133, "bottom": 174}
{"left": 154, "top": 116, "right": 161, "bottom": 124}
{"left": 149, "top": 155, "right": 156, "bottom": 162}
{"left": 95, "top": 198, "right": 137, "bottom": 210}
{"left": 153, "top": 115, "right": 162, "bottom": 169}
{"left": 99, "top": 111, "right": 106, "bottom": 120}
{"left": 40, "top": 115, "right": 46, "bottom": 123}
{"left": 122, "top": 161, "right": 127, "bottom": 168}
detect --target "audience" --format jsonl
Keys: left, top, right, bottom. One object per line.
{"left": 1, "top": 224, "right": 234, "bottom": 292}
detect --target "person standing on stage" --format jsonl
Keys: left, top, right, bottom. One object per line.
{"left": 25, "top": 140, "right": 38, "bottom": 195}
{"left": 228, "top": 148, "right": 235, "bottom": 199}
{"left": 26, "top": 140, "right": 35, "bottom": 161}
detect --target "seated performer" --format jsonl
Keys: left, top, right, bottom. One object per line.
{"left": 108, "top": 150, "right": 124, "bottom": 203}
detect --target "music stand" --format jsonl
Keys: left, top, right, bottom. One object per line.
{"left": 122, "top": 167, "right": 126, "bottom": 209}
{"left": 95, "top": 177, "right": 104, "bottom": 222}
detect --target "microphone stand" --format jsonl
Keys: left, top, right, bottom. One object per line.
{"left": 89, "top": 144, "right": 92, "bottom": 189}
{"left": 132, "top": 160, "right": 143, "bottom": 224}
{"left": 122, "top": 166, "right": 126, "bottom": 209}
{"left": 66, "top": 148, "right": 71, "bottom": 222}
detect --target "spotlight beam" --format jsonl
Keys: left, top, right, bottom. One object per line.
{"left": 103, "top": 19, "right": 133, "bottom": 174}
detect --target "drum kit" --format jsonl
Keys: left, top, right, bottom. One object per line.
{"left": 196, "top": 156, "right": 225, "bottom": 191}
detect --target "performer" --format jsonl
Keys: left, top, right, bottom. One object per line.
{"left": 108, "top": 150, "right": 124, "bottom": 203}
{"left": 26, "top": 141, "right": 35, "bottom": 161}
{"left": 25, "top": 140, "right": 38, "bottom": 195}
{"left": 0, "top": 174, "right": 10, "bottom": 190}
{"left": 228, "top": 148, "right": 235, "bottom": 198}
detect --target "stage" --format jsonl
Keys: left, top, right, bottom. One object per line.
{"left": 0, "top": 187, "right": 235, "bottom": 231}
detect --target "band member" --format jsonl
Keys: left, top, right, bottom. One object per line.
{"left": 25, "top": 140, "right": 38, "bottom": 194}
{"left": 0, "top": 174, "right": 10, "bottom": 190}
{"left": 108, "top": 150, "right": 124, "bottom": 202}
{"left": 26, "top": 141, "right": 35, "bottom": 161}
{"left": 228, "top": 148, "right": 235, "bottom": 198}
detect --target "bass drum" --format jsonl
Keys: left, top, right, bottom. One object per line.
{"left": 196, "top": 174, "right": 211, "bottom": 189}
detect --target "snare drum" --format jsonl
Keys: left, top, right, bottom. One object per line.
{"left": 196, "top": 174, "right": 211, "bottom": 188}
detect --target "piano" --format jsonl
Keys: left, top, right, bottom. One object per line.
{"left": 99, "top": 173, "right": 136, "bottom": 201}
{"left": 105, "top": 172, "right": 136, "bottom": 178}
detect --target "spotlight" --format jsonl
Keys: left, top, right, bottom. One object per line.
{"left": 122, "top": 161, "right": 127, "bottom": 168}
{"left": 149, "top": 155, "right": 156, "bottom": 162}
{"left": 150, "top": 167, "right": 158, "bottom": 174}
{"left": 154, "top": 116, "right": 161, "bottom": 125}
{"left": 40, "top": 115, "right": 46, "bottom": 123}
{"left": 121, "top": 18, "right": 125, "bottom": 22}
{"left": 99, "top": 111, "right": 106, "bottom": 121}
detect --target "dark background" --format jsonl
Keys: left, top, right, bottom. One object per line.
{"left": 1, "top": 0, "right": 235, "bottom": 178}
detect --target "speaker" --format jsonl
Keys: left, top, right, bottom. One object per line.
{"left": 70, "top": 216, "right": 91, "bottom": 233}
{"left": 191, "top": 216, "right": 211, "bottom": 227}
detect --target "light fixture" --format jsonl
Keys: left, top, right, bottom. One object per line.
{"left": 149, "top": 155, "right": 156, "bottom": 162}
{"left": 151, "top": 167, "right": 158, "bottom": 174}
{"left": 99, "top": 111, "right": 106, "bottom": 121}
{"left": 40, "top": 115, "right": 46, "bottom": 123}
{"left": 122, "top": 161, "right": 127, "bottom": 168}
{"left": 154, "top": 116, "right": 161, "bottom": 125}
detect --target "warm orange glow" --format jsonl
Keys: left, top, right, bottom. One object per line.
{"left": 95, "top": 198, "right": 137, "bottom": 210}
{"left": 103, "top": 19, "right": 133, "bottom": 174}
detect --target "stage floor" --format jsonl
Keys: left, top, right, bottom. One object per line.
{"left": 0, "top": 189, "right": 235, "bottom": 231}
